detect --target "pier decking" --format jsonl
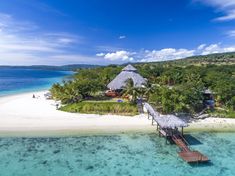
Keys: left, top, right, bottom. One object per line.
{"left": 172, "top": 135, "right": 209, "bottom": 163}
{"left": 143, "top": 103, "right": 209, "bottom": 163}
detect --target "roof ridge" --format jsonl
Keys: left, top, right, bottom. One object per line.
{"left": 122, "top": 64, "right": 137, "bottom": 71}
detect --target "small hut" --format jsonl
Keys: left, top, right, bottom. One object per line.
{"left": 203, "top": 89, "right": 215, "bottom": 108}
{"left": 106, "top": 64, "right": 146, "bottom": 97}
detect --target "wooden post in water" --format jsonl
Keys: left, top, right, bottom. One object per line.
{"left": 181, "top": 127, "right": 184, "bottom": 136}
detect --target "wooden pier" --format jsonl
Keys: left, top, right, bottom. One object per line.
{"left": 172, "top": 135, "right": 209, "bottom": 163}
{"left": 143, "top": 103, "right": 209, "bottom": 163}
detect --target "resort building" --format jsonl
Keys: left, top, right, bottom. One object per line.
{"left": 106, "top": 64, "right": 146, "bottom": 97}
{"left": 107, "top": 64, "right": 146, "bottom": 90}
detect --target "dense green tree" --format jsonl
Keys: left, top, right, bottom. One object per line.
{"left": 50, "top": 58, "right": 235, "bottom": 116}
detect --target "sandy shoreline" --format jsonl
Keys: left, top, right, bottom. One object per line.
{"left": 0, "top": 91, "right": 156, "bottom": 136}
{"left": 0, "top": 91, "right": 235, "bottom": 136}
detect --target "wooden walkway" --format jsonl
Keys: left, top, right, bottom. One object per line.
{"left": 172, "top": 135, "right": 209, "bottom": 163}
{"left": 143, "top": 102, "right": 209, "bottom": 163}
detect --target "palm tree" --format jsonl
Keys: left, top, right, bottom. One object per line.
{"left": 63, "top": 82, "right": 82, "bottom": 103}
{"left": 122, "top": 79, "right": 140, "bottom": 103}
{"left": 141, "top": 83, "right": 158, "bottom": 101}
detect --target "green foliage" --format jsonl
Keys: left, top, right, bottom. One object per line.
{"left": 60, "top": 102, "right": 138, "bottom": 116}
{"left": 228, "top": 96, "right": 235, "bottom": 111}
{"left": 148, "top": 73, "right": 205, "bottom": 114}
{"left": 179, "top": 73, "right": 205, "bottom": 112}
{"left": 51, "top": 56, "right": 235, "bottom": 116}
{"left": 209, "top": 109, "right": 235, "bottom": 118}
{"left": 50, "top": 66, "right": 122, "bottom": 103}
{"left": 122, "top": 79, "right": 140, "bottom": 102}
{"left": 50, "top": 82, "right": 82, "bottom": 104}
{"left": 149, "top": 86, "right": 188, "bottom": 114}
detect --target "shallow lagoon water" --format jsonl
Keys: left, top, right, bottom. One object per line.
{"left": 0, "top": 132, "right": 234, "bottom": 176}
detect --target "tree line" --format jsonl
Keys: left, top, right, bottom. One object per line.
{"left": 51, "top": 63, "right": 235, "bottom": 115}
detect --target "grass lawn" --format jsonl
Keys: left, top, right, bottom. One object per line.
{"left": 60, "top": 100, "right": 138, "bottom": 116}
{"left": 84, "top": 97, "right": 129, "bottom": 103}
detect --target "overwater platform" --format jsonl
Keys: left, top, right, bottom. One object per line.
{"left": 172, "top": 134, "right": 209, "bottom": 163}
{"left": 143, "top": 102, "right": 209, "bottom": 163}
{"left": 179, "top": 151, "right": 209, "bottom": 163}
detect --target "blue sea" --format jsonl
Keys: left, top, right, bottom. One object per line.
{"left": 0, "top": 132, "right": 234, "bottom": 176}
{"left": 0, "top": 68, "right": 72, "bottom": 96}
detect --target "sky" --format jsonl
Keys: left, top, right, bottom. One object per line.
{"left": 0, "top": 0, "right": 235, "bottom": 65}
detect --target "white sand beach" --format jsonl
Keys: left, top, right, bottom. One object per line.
{"left": 0, "top": 91, "right": 156, "bottom": 135}
{"left": 187, "top": 117, "right": 235, "bottom": 132}
{"left": 0, "top": 91, "right": 235, "bottom": 136}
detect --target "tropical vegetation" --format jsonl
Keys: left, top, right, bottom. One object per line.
{"left": 50, "top": 52, "right": 235, "bottom": 117}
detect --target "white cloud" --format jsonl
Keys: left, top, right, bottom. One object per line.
{"left": 97, "top": 50, "right": 134, "bottom": 61}
{"left": 215, "top": 10, "right": 235, "bottom": 21}
{"left": 201, "top": 43, "right": 235, "bottom": 55}
{"left": 0, "top": 12, "right": 85, "bottom": 65}
{"left": 0, "top": 13, "right": 38, "bottom": 32}
{"left": 227, "top": 30, "right": 235, "bottom": 37}
{"left": 198, "top": 0, "right": 235, "bottom": 9}
{"left": 201, "top": 44, "right": 220, "bottom": 55}
{"left": 96, "top": 43, "right": 235, "bottom": 63}
{"left": 196, "top": 0, "right": 235, "bottom": 21}
{"left": 96, "top": 53, "right": 105, "bottom": 57}
{"left": 141, "top": 48, "right": 195, "bottom": 62}
{"left": 197, "top": 44, "right": 207, "bottom": 50}
{"left": 57, "top": 38, "right": 75, "bottom": 44}
{"left": 119, "top": 35, "right": 126, "bottom": 39}
{"left": 97, "top": 48, "right": 196, "bottom": 63}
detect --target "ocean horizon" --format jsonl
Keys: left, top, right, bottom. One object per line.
{"left": 0, "top": 68, "right": 72, "bottom": 96}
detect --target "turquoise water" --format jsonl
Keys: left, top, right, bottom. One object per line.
{"left": 0, "top": 68, "right": 72, "bottom": 96}
{"left": 0, "top": 132, "right": 234, "bottom": 176}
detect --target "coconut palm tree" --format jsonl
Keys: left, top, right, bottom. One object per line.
{"left": 141, "top": 83, "right": 159, "bottom": 101}
{"left": 63, "top": 82, "right": 82, "bottom": 103}
{"left": 122, "top": 79, "right": 140, "bottom": 103}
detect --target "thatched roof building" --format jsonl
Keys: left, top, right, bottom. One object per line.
{"left": 107, "top": 64, "right": 146, "bottom": 90}
{"left": 143, "top": 102, "right": 188, "bottom": 129}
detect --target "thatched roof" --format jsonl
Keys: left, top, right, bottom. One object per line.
{"left": 122, "top": 64, "right": 137, "bottom": 71}
{"left": 203, "top": 89, "right": 213, "bottom": 94}
{"left": 143, "top": 103, "right": 188, "bottom": 129}
{"left": 107, "top": 64, "right": 146, "bottom": 90}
